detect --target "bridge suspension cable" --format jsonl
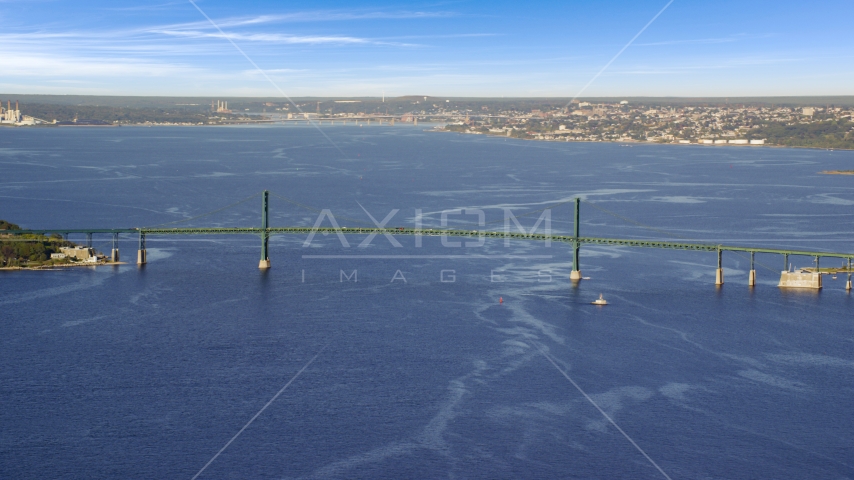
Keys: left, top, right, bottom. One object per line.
{"left": 480, "top": 197, "right": 579, "bottom": 227}
{"left": 144, "top": 191, "right": 263, "bottom": 229}
{"left": 583, "top": 200, "right": 781, "bottom": 273}
{"left": 268, "top": 191, "right": 378, "bottom": 227}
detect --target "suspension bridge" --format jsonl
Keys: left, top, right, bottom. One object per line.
{"left": 5, "top": 190, "right": 853, "bottom": 290}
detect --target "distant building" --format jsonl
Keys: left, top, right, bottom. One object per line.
{"left": 749, "top": 139, "right": 765, "bottom": 145}
{"left": 60, "top": 246, "right": 95, "bottom": 261}
{"left": 1, "top": 100, "right": 23, "bottom": 124}
{"left": 729, "top": 139, "right": 749, "bottom": 145}
{"left": 802, "top": 107, "right": 815, "bottom": 116}
{"left": 212, "top": 100, "right": 232, "bottom": 114}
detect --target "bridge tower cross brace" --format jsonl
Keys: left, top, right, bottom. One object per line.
{"left": 570, "top": 198, "right": 582, "bottom": 281}
{"left": 259, "top": 190, "right": 271, "bottom": 269}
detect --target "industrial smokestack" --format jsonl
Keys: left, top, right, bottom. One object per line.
{"left": 16, "top": 100, "right": 19, "bottom": 111}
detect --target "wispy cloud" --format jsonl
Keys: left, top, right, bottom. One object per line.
{"left": 161, "top": 10, "right": 457, "bottom": 30}
{"left": 610, "top": 55, "right": 812, "bottom": 75}
{"left": 633, "top": 33, "right": 774, "bottom": 47}
{"left": 105, "top": 1, "right": 185, "bottom": 12}
{"left": 0, "top": 52, "right": 200, "bottom": 77}
{"left": 150, "top": 29, "right": 414, "bottom": 46}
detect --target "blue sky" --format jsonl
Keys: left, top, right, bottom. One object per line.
{"left": 1, "top": 0, "right": 852, "bottom": 97}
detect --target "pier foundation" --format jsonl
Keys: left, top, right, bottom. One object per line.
{"left": 111, "top": 249, "right": 120, "bottom": 262}
{"left": 570, "top": 270, "right": 582, "bottom": 281}
{"left": 715, "top": 268, "right": 724, "bottom": 285}
{"left": 748, "top": 269, "right": 756, "bottom": 287}
{"left": 258, "top": 259, "right": 271, "bottom": 269}
{"left": 778, "top": 271, "right": 821, "bottom": 289}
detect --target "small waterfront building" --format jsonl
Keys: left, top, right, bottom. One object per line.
{"left": 50, "top": 253, "right": 67, "bottom": 259}
{"left": 60, "top": 246, "right": 95, "bottom": 261}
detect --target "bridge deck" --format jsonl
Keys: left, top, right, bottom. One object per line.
{"left": 5, "top": 227, "right": 853, "bottom": 259}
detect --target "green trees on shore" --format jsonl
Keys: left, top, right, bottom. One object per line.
{"left": 0, "top": 220, "right": 76, "bottom": 267}
{"left": 749, "top": 120, "right": 854, "bottom": 149}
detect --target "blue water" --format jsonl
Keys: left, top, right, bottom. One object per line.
{"left": 2, "top": 125, "right": 854, "bottom": 479}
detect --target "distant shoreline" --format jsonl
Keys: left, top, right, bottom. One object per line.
{"left": 0, "top": 261, "right": 126, "bottom": 271}
{"left": 820, "top": 170, "right": 854, "bottom": 175}
{"left": 430, "top": 128, "right": 854, "bottom": 152}
{"left": 4, "top": 121, "right": 853, "bottom": 152}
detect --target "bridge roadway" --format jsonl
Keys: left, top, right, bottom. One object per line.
{"left": 7, "top": 192, "right": 852, "bottom": 288}
{"left": 7, "top": 226, "right": 854, "bottom": 260}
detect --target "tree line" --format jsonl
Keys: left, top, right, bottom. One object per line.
{"left": 0, "top": 220, "right": 77, "bottom": 267}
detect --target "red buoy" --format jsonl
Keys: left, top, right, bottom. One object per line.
{"left": 499, "top": 297, "right": 503, "bottom": 304}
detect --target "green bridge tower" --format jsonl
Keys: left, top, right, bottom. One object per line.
{"left": 259, "top": 190, "right": 271, "bottom": 269}
{"left": 570, "top": 197, "right": 582, "bottom": 281}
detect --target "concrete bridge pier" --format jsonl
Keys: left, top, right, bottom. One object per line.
{"left": 847, "top": 258, "right": 852, "bottom": 291}
{"left": 259, "top": 190, "right": 271, "bottom": 269}
{"left": 816, "top": 256, "right": 823, "bottom": 289}
{"left": 748, "top": 251, "right": 756, "bottom": 287}
{"left": 111, "top": 232, "right": 120, "bottom": 262}
{"left": 715, "top": 249, "right": 724, "bottom": 285}
{"left": 137, "top": 232, "right": 146, "bottom": 265}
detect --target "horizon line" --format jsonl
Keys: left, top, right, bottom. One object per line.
{"left": 1, "top": 93, "right": 854, "bottom": 101}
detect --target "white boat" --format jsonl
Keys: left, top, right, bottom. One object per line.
{"left": 592, "top": 294, "right": 608, "bottom": 305}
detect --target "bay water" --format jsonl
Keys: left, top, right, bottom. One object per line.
{"left": 2, "top": 125, "right": 854, "bottom": 478}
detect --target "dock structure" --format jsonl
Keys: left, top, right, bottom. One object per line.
{"left": 6, "top": 191, "right": 853, "bottom": 290}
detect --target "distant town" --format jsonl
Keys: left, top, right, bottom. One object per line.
{"left": 439, "top": 101, "right": 854, "bottom": 149}
{"left": 3, "top": 95, "right": 853, "bottom": 150}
